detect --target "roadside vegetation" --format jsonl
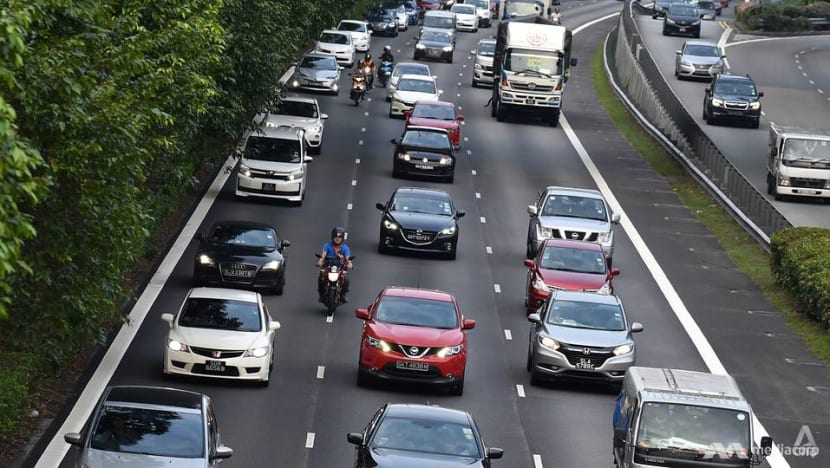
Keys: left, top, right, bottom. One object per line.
{"left": 0, "top": 0, "right": 371, "bottom": 462}
{"left": 591, "top": 45, "right": 830, "bottom": 365}
{"left": 735, "top": 0, "right": 830, "bottom": 32}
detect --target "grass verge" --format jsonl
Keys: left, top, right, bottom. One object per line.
{"left": 590, "top": 44, "right": 830, "bottom": 367}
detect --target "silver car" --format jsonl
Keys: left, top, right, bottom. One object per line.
{"left": 258, "top": 96, "right": 328, "bottom": 155}
{"left": 471, "top": 38, "right": 496, "bottom": 87}
{"left": 289, "top": 52, "right": 342, "bottom": 95}
{"left": 526, "top": 186, "right": 620, "bottom": 265}
{"left": 386, "top": 62, "right": 433, "bottom": 101}
{"left": 675, "top": 40, "right": 725, "bottom": 80}
{"left": 526, "top": 291, "right": 643, "bottom": 385}
{"left": 64, "top": 386, "right": 232, "bottom": 468}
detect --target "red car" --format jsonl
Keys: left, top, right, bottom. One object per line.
{"left": 403, "top": 100, "right": 464, "bottom": 149}
{"left": 524, "top": 239, "right": 620, "bottom": 314}
{"left": 417, "top": 0, "right": 444, "bottom": 17}
{"left": 355, "top": 286, "right": 475, "bottom": 395}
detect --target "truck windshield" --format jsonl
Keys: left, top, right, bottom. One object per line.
{"left": 635, "top": 402, "right": 751, "bottom": 464}
{"left": 505, "top": 1, "right": 543, "bottom": 17}
{"left": 245, "top": 136, "right": 302, "bottom": 163}
{"left": 504, "top": 48, "right": 561, "bottom": 76}
{"left": 782, "top": 138, "right": 830, "bottom": 167}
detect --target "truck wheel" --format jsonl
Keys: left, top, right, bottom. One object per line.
{"left": 496, "top": 102, "right": 505, "bottom": 121}
{"left": 490, "top": 98, "right": 497, "bottom": 117}
{"left": 766, "top": 173, "right": 774, "bottom": 195}
{"left": 549, "top": 110, "right": 560, "bottom": 127}
{"left": 751, "top": 118, "right": 760, "bottom": 129}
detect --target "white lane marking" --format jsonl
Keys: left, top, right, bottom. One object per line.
{"left": 493, "top": 284, "right": 501, "bottom": 293}
{"left": 471, "top": 169, "right": 477, "bottom": 175}
{"left": 457, "top": 93, "right": 461, "bottom": 97}
{"left": 476, "top": 192, "right": 481, "bottom": 199}
{"left": 800, "top": 49, "right": 805, "bottom": 54}
{"left": 347, "top": 203, "right": 353, "bottom": 210}
{"left": 797, "top": 65, "right": 803, "bottom": 70}
{"left": 305, "top": 432, "right": 315, "bottom": 448}
{"left": 466, "top": 150, "right": 472, "bottom": 156}
{"left": 361, "top": 127, "right": 366, "bottom": 132}
{"left": 458, "top": 106, "right": 463, "bottom": 111}
{"left": 795, "top": 59, "right": 799, "bottom": 64}
{"left": 316, "top": 366, "right": 325, "bottom": 379}
{"left": 761, "top": 111, "right": 766, "bottom": 116}
{"left": 458, "top": 72, "right": 463, "bottom": 76}
{"left": 364, "top": 111, "right": 369, "bottom": 116}
{"left": 504, "top": 329, "right": 512, "bottom": 340}
{"left": 809, "top": 80, "right": 815, "bottom": 85}
{"left": 326, "top": 314, "right": 334, "bottom": 323}
{"left": 818, "top": 89, "right": 824, "bottom": 94}
{"left": 533, "top": 454, "right": 543, "bottom": 468}
{"left": 462, "top": 64, "right": 467, "bottom": 68}
{"left": 463, "top": 137, "right": 469, "bottom": 142}
{"left": 480, "top": 216, "right": 486, "bottom": 223}
{"left": 485, "top": 246, "right": 492, "bottom": 254}
{"left": 355, "top": 158, "right": 360, "bottom": 164}
{"left": 352, "top": 180, "right": 357, "bottom": 186}
{"left": 516, "top": 385, "right": 526, "bottom": 398}
{"left": 458, "top": 82, "right": 462, "bottom": 86}
{"left": 359, "top": 139, "right": 364, "bottom": 145}
{"left": 802, "top": 72, "right": 808, "bottom": 77}
{"left": 784, "top": 358, "right": 824, "bottom": 366}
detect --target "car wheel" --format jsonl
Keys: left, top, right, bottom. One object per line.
{"left": 273, "top": 273, "right": 285, "bottom": 296}
{"left": 751, "top": 117, "right": 760, "bottom": 129}
{"left": 357, "top": 368, "right": 372, "bottom": 387}
{"left": 393, "top": 29, "right": 398, "bottom": 37}
{"left": 378, "top": 240, "right": 390, "bottom": 254}
{"left": 662, "top": 28, "right": 668, "bottom": 36}
{"left": 496, "top": 103, "right": 505, "bottom": 121}
{"left": 526, "top": 350, "right": 533, "bottom": 372}
{"left": 449, "top": 378, "right": 464, "bottom": 396}
{"left": 447, "top": 55, "right": 453, "bottom": 64}
{"left": 694, "top": 32, "right": 700, "bottom": 39}
{"left": 446, "top": 248, "right": 457, "bottom": 260}
{"left": 549, "top": 110, "right": 560, "bottom": 127}
{"left": 471, "top": 78, "right": 478, "bottom": 87}
{"left": 389, "top": 106, "right": 394, "bottom": 118}
{"left": 529, "top": 369, "right": 542, "bottom": 386}
{"left": 446, "top": 172, "right": 454, "bottom": 184}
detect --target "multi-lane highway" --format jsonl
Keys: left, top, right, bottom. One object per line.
{"left": 634, "top": 12, "right": 830, "bottom": 227}
{"left": 28, "top": 2, "right": 830, "bottom": 468}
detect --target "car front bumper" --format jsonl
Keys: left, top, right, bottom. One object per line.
{"left": 164, "top": 348, "right": 270, "bottom": 381}
{"left": 709, "top": 105, "right": 761, "bottom": 122}
{"left": 359, "top": 343, "right": 466, "bottom": 386}
{"left": 676, "top": 62, "right": 722, "bottom": 79}
{"left": 236, "top": 174, "right": 304, "bottom": 201}
{"left": 380, "top": 224, "right": 458, "bottom": 253}
{"left": 289, "top": 77, "right": 339, "bottom": 94}
{"left": 531, "top": 342, "right": 634, "bottom": 382}
{"left": 663, "top": 22, "right": 701, "bottom": 36}
{"left": 456, "top": 19, "right": 478, "bottom": 31}
{"left": 194, "top": 264, "right": 283, "bottom": 290}
{"left": 415, "top": 47, "right": 453, "bottom": 61}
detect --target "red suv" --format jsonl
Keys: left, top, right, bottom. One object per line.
{"left": 355, "top": 287, "right": 475, "bottom": 395}
{"left": 417, "top": 0, "right": 444, "bottom": 17}
{"left": 524, "top": 239, "right": 620, "bottom": 314}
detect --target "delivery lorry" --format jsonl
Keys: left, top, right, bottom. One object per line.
{"left": 766, "top": 123, "right": 830, "bottom": 201}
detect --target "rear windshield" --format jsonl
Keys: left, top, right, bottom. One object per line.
{"left": 338, "top": 22, "right": 365, "bottom": 32}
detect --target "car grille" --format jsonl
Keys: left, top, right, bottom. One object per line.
{"left": 555, "top": 230, "right": 599, "bottom": 242}
{"left": 790, "top": 177, "right": 827, "bottom": 189}
{"left": 220, "top": 262, "right": 258, "bottom": 280}
{"left": 190, "top": 347, "right": 245, "bottom": 359}
{"left": 482, "top": 65, "right": 493, "bottom": 72}
{"left": 510, "top": 82, "right": 554, "bottom": 92}
{"left": 559, "top": 344, "right": 614, "bottom": 368}
{"left": 396, "top": 345, "right": 433, "bottom": 358}
{"left": 403, "top": 229, "right": 437, "bottom": 244}
{"left": 723, "top": 101, "right": 749, "bottom": 110}
{"left": 248, "top": 169, "right": 292, "bottom": 180}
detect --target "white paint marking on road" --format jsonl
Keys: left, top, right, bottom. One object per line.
{"left": 760, "top": 111, "right": 766, "bottom": 116}
{"left": 493, "top": 284, "right": 501, "bottom": 293}
{"left": 458, "top": 82, "right": 462, "bottom": 86}
{"left": 361, "top": 127, "right": 366, "bottom": 132}
{"left": 352, "top": 179, "right": 357, "bottom": 186}
{"left": 466, "top": 150, "right": 472, "bottom": 156}
{"left": 364, "top": 111, "right": 369, "bottom": 116}
{"left": 476, "top": 192, "right": 481, "bottom": 199}
{"left": 457, "top": 93, "right": 461, "bottom": 97}
{"left": 471, "top": 169, "right": 477, "bottom": 175}
{"left": 459, "top": 72, "right": 463, "bottom": 76}
{"left": 818, "top": 89, "right": 824, "bottom": 94}
{"left": 795, "top": 59, "right": 799, "bottom": 64}
{"left": 326, "top": 314, "right": 334, "bottom": 323}
{"left": 800, "top": 49, "right": 805, "bottom": 54}
{"left": 462, "top": 64, "right": 467, "bottom": 68}
{"left": 316, "top": 366, "right": 325, "bottom": 379}
{"left": 504, "top": 329, "right": 512, "bottom": 340}
{"left": 517, "top": 385, "right": 526, "bottom": 398}
{"left": 797, "top": 65, "right": 803, "bottom": 70}
{"left": 533, "top": 454, "right": 543, "bottom": 468}
{"left": 347, "top": 203, "right": 353, "bottom": 210}
{"left": 785, "top": 358, "right": 824, "bottom": 366}
{"left": 485, "top": 246, "right": 492, "bottom": 254}
{"left": 802, "top": 72, "right": 808, "bottom": 77}
{"left": 463, "top": 136, "right": 469, "bottom": 142}
{"left": 355, "top": 158, "right": 360, "bottom": 164}
{"left": 458, "top": 106, "right": 463, "bottom": 111}
{"left": 359, "top": 139, "right": 364, "bottom": 145}
{"left": 305, "top": 432, "right": 315, "bottom": 448}
{"left": 809, "top": 80, "right": 815, "bottom": 85}
{"left": 480, "top": 216, "right": 486, "bottom": 224}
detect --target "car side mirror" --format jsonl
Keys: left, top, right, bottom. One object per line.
{"left": 161, "top": 313, "right": 174, "bottom": 325}
{"left": 321, "top": 113, "right": 329, "bottom": 120}
{"left": 528, "top": 313, "right": 541, "bottom": 323}
{"left": 390, "top": 138, "right": 399, "bottom": 144}
{"left": 269, "top": 320, "right": 281, "bottom": 331}
{"left": 281, "top": 240, "right": 291, "bottom": 249}
{"left": 355, "top": 308, "right": 370, "bottom": 320}
{"left": 652, "top": 14, "right": 658, "bottom": 19}
{"left": 675, "top": 50, "right": 682, "bottom": 55}
{"left": 213, "top": 445, "right": 233, "bottom": 460}
{"left": 470, "top": 49, "right": 476, "bottom": 55}
{"left": 368, "top": 29, "right": 373, "bottom": 35}
{"left": 700, "top": 13, "right": 705, "bottom": 18}
{"left": 570, "top": 57, "right": 578, "bottom": 67}
{"left": 630, "top": 322, "right": 644, "bottom": 333}
{"left": 462, "top": 318, "right": 476, "bottom": 330}
{"left": 486, "top": 447, "right": 504, "bottom": 459}
{"left": 760, "top": 436, "right": 773, "bottom": 450}
{"left": 347, "top": 432, "right": 364, "bottom": 445}
{"left": 524, "top": 259, "right": 534, "bottom": 268}
{"left": 457, "top": 115, "right": 464, "bottom": 121}
{"left": 456, "top": 210, "right": 466, "bottom": 218}
{"left": 376, "top": 202, "right": 386, "bottom": 210}
{"left": 433, "top": 75, "right": 439, "bottom": 79}
{"left": 758, "top": 91, "right": 764, "bottom": 98}
{"left": 720, "top": 54, "right": 727, "bottom": 59}
{"left": 438, "top": 89, "right": 444, "bottom": 95}
{"left": 304, "top": 156, "right": 313, "bottom": 163}
{"left": 610, "top": 267, "right": 620, "bottom": 276}
{"left": 611, "top": 213, "right": 621, "bottom": 224}
{"left": 64, "top": 432, "right": 82, "bottom": 446}
{"left": 527, "top": 205, "right": 538, "bottom": 216}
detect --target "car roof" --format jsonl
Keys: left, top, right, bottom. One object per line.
{"left": 321, "top": 29, "right": 350, "bottom": 36}
{"left": 478, "top": 38, "right": 497, "bottom": 44}
{"left": 398, "top": 73, "right": 435, "bottom": 82}
{"left": 716, "top": 73, "right": 754, "bottom": 83}
{"left": 210, "top": 220, "right": 276, "bottom": 232}
{"left": 553, "top": 290, "right": 621, "bottom": 305}
{"left": 413, "top": 100, "right": 453, "bottom": 108}
{"left": 542, "top": 239, "right": 606, "bottom": 251}
{"left": 385, "top": 404, "right": 471, "bottom": 424}
{"left": 543, "top": 186, "right": 605, "bottom": 199}
{"left": 250, "top": 123, "right": 304, "bottom": 140}
{"left": 105, "top": 386, "right": 204, "bottom": 410}
{"left": 382, "top": 286, "right": 455, "bottom": 302}
{"left": 301, "top": 51, "right": 337, "bottom": 60}
{"left": 394, "top": 62, "right": 431, "bottom": 72}
{"left": 393, "top": 186, "right": 452, "bottom": 199}
{"left": 339, "top": 19, "right": 367, "bottom": 25}
{"left": 188, "top": 287, "right": 260, "bottom": 303}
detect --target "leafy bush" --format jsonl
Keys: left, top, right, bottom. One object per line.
{"left": 771, "top": 227, "right": 830, "bottom": 329}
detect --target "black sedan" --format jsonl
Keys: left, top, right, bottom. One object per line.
{"left": 376, "top": 187, "right": 465, "bottom": 259}
{"left": 368, "top": 8, "right": 399, "bottom": 36}
{"left": 347, "top": 403, "right": 503, "bottom": 468}
{"left": 193, "top": 221, "right": 290, "bottom": 294}
{"left": 663, "top": 4, "right": 702, "bottom": 38}
{"left": 414, "top": 29, "right": 455, "bottom": 63}
{"left": 391, "top": 126, "right": 456, "bottom": 182}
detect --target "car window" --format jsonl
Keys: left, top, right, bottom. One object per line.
{"left": 412, "top": 104, "right": 455, "bottom": 120}
{"left": 714, "top": 80, "right": 757, "bottom": 97}
{"left": 274, "top": 100, "right": 318, "bottom": 118}
{"left": 421, "top": 30, "right": 451, "bottom": 43}
{"left": 245, "top": 136, "right": 302, "bottom": 163}
{"left": 504, "top": 48, "right": 561, "bottom": 75}
{"left": 300, "top": 55, "right": 337, "bottom": 70}
{"left": 91, "top": 404, "right": 205, "bottom": 458}
{"left": 670, "top": 5, "right": 698, "bottom": 15}
{"left": 371, "top": 417, "right": 481, "bottom": 457}
{"left": 398, "top": 78, "right": 437, "bottom": 94}
{"left": 540, "top": 246, "right": 607, "bottom": 274}
{"left": 684, "top": 44, "right": 719, "bottom": 57}
{"left": 475, "top": 0, "right": 490, "bottom": 9}
{"left": 338, "top": 22, "right": 365, "bottom": 32}
{"left": 424, "top": 16, "right": 454, "bottom": 28}
{"left": 541, "top": 195, "right": 608, "bottom": 221}
{"left": 547, "top": 300, "right": 626, "bottom": 331}
{"left": 374, "top": 296, "right": 459, "bottom": 329}
{"left": 452, "top": 4, "right": 476, "bottom": 14}
{"left": 179, "top": 297, "right": 263, "bottom": 332}
{"left": 208, "top": 225, "right": 277, "bottom": 249}
{"left": 477, "top": 41, "right": 496, "bottom": 56}
{"left": 393, "top": 65, "right": 430, "bottom": 78}
{"left": 319, "top": 32, "right": 350, "bottom": 44}
{"left": 391, "top": 193, "right": 453, "bottom": 216}
{"left": 401, "top": 130, "right": 451, "bottom": 149}
{"left": 697, "top": 0, "right": 714, "bottom": 8}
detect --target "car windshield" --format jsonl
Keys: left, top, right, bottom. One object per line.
{"left": 300, "top": 55, "right": 337, "bottom": 70}
{"left": 208, "top": 225, "right": 277, "bottom": 249}
{"left": 338, "top": 22, "right": 365, "bottom": 32}
{"left": 91, "top": 404, "right": 204, "bottom": 458}
{"left": 670, "top": 5, "right": 698, "bottom": 16}
{"left": 505, "top": 1, "right": 543, "bottom": 17}
{"left": 391, "top": 193, "right": 453, "bottom": 216}
{"left": 504, "top": 48, "right": 562, "bottom": 76}
{"left": 684, "top": 44, "right": 719, "bottom": 57}
{"left": 372, "top": 416, "right": 481, "bottom": 458}
{"left": 546, "top": 299, "right": 625, "bottom": 331}
{"left": 319, "top": 32, "right": 350, "bottom": 44}
{"left": 477, "top": 41, "right": 496, "bottom": 56}
{"left": 475, "top": 0, "right": 489, "bottom": 9}
{"left": 374, "top": 296, "right": 459, "bottom": 329}
{"left": 369, "top": 10, "right": 395, "bottom": 21}
{"left": 781, "top": 138, "right": 830, "bottom": 165}
{"left": 635, "top": 403, "right": 751, "bottom": 462}
{"left": 424, "top": 16, "right": 454, "bottom": 28}
{"left": 452, "top": 5, "right": 476, "bottom": 14}
{"left": 412, "top": 103, "right": 455, "bottom": 120}
{"left": 421, "top": 31, "right": 451, "bottom": 43}
{"left": 697, "top": 1, "right": 714, "bottom": 8}
{"left": 398, "top": 78, "right": 436, "bottom": 94}
{"left": 541, "top": 195, "right": 608, "bottom": 221}
{"left": 401, "top": 130, "right": 451, "bottom": 149}
{"left": 394, "top": 65, "right": 429, "bottom": 78}
{"left": 245, "top": 136, "right": 302, "bottom": 163}
{"left": 274, "top": 100, "right": 318, "bottom": 118}
{"left": 179, "top": 297, "right": 262, "bottom": 332}
{"left": 540, "top": 246, "right": 607, "bottom": 274}
{"left": 714, "top": 80, "right": 757, "bottom": 97}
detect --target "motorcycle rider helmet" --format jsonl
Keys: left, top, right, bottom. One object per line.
{"left": 331, "top": 226, "right": 346, "bottom": 242}
{"left": 364, "top": 52, "right": 372, "bottom": 61}
{"left": 384, "top": 45, "right": 392, "bottom": 54}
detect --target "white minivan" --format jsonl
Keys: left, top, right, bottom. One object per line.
{"left": 235, "top": 124, "right": 312, "bottom": 206}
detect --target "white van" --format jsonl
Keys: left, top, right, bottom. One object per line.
{"left": 235, "top": 124, "right": 312, "bottom": 206}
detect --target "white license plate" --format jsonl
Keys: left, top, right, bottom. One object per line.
{"left": 205, "top": 360, "right": 226, "bottom": 372}
{"left": 223, "top": 269, "right": 254, "bottom": 278}
{"left": 575, "top": 359, "right": 595, "bottom": 370}
{"left": 428, "top": 50, "right": 442, "bottom": 57}
{"left": 414, "top": 164, "right": 433, "bottom": 170}
{"left": 263, "top": 183, "right": 276, "bottom": 191}
{"left": 396, "top": 361, "right": 429, "bottom": 371}
{"left": 407, "top": 234, "right": 431, "bottom": 241}
{"left": 679, "top": 27, "right": 687, "bottom": 32}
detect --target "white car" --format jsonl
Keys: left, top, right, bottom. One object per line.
{"left": 337, "top": 19, "right": 372, "bottom": 52}
{"left": 315, "top": 30, "right": 355, "bottom": 66}
{"left": 258, "top": 96, "right": 328, "bottom": 155}
{"left": 235, "top": 125, "right": 312, "bottom": 205}
{"left": 389, "top": 4, "right": 408, "bottom": 31}
{"left": 451, "top": 4, "right": 479, "bottom": 32}
{"left": 162, "top": 288, "right": 281, "bottom": 385}
{"left": 386, "top": 62, "right": 433, "bottom": 101}
{"left": 389, "top": 74, "right": 442, "bottom": 118}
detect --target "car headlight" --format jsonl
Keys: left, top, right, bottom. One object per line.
{"left": 443, "top": 46, "right": 453, "bottom": 52}
{"left": 287, "top": 170, "right": 303, "bottom": 181}
{"left": 439, "top": 157, "right": 452, "bottom": 165}
{"left": 595, "top": 283, "right": 612, "bottom": 295}
{"left": 244, "top": 346, "right": 270, "bottom": 358}
{"left": 332, "top": 83, "right": 339, "bottom": 91}
{"left": 711, "top": 97, "right": 723, "bottom": 107}
{"left": 532, "top": 275, "right": 548, "bottom": 291}
{"left": 168, "top": 339, "right": 188, "bottom": 352}
{"left": 308, "top": 125, "right": 322, "bottom": 133}
{"left": 416, "top": 43, "right": 425, "bottom": 49}
{"left": 384, "top": 219, "right": 399, "bottom": 230}
{"left": 239, "top": 164, "right": 251, "bottom": 177}
{"left": 198, "top": 254, "right": 215, "bottom": 266}
{"left": 366, "top": 335, "right": 392, "bottom": 352}
{"left": 597, "top": 231, "right": 612, "bottom": 243}
{"left": 666, "top": 18, "right": 676, "bottom": 25}
{"left": 291, "top": 79, "right": 300, "bottom": 88}
{"left": 777, "top": 175, "right": 790, "bottom": 186}
{"left": 613, "top": 344, "right": 633, "bottom": 356}
{"left": 538, "top": 226, "right": 554, "bottom": 238}
{"left": 437, "top": 344, "right": 463, "bottom": 358}
{"left": 439, "top": 225, "right": 456, "bottom": 235}
{"left": 681, "top": 60, "right": 692, "bottom": 67}
{"left": 397, "top": 152, "right": 410, "bottom": 161}
{"left": 749, "top": 101, "right": 761, "bottom": 110}
{"left": 539, "top": 336, "right": 559, "bottom": 351}
{"left": 474, "top": 63, "right": 482, "bottom": 70}
{"left": 691, "top": 20, "right": 701, "bottom": 25}
{"left": 262, "top": 260, "right": 282, "bottom": 271}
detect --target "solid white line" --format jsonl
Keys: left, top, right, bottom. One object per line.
{"left": 516, "top": 384, "right": 526, "bottom": 398}
{"left": 533, "top": 453, "right": 543, "bottom": 467}
{"left": 504, "top": 329, "right": 512, "bottom": 340}
{"left": 485, "top": 246, "right": 492, "bottom": 254}
{"left": 305, "top": 432, "right": 315, "bottom": 448}
{"left": 316, "top": 366, "right": 325, "bottom": 379}
{"left": 480, "top": 216, "right": 486, "bottom": 223}
{"left": 493, "top": 284, "right": 501, "bottom": 293}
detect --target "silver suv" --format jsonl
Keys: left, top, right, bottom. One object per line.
{"left": 235, "top": 124, "right": 312, "bottom": 205}
{"left": 526, "top": 186, "right": 620, "bottom": 265}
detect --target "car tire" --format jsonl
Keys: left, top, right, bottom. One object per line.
{"left": 389, "top": 106, "right": 394, "bottom": 118}
{"left": 446, "top": 248, "right": 457, "bottom": 260}
{"left": 751, "top": 117, "right": 760, "bottom": 129}
{"left": 549, "top": 110, "right": 560, "bottom": 127}
{"left": 446, "top": 172, "right": 454, "bottom": 184}
{"left": 662, "top": 28, "right": 668, "bottom": 36}
{"left": 273, "top": 274, "right": 285, "bottom": 296}
{"left": 526, "top": 350, "right": 533, "bottom": 372}
{"left": 529, "top": 369, "right": 542, "bottom": 386}
{"left": 393, "top": 29, "right": 398, "bottom": 37}
{"left": 472, "top": 78, "right": 478, "bottom": 87}
{"left": 449, "top": 379, "right": 464, "bottom": 396}
{"left": 447, "top": 55, "right": 453, "bottom": 64}
{"left": 357, "top": 368, "right": 372, "bottom": 387}
{"left": 496, "top": 103, "right": 505, "bottom": 122}
{"left": 473, "top": 27, "right": 478, "bottom": 33}
{"left": 694, "top": 32, "right": 701, "bottom": 39}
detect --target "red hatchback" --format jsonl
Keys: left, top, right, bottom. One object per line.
{"left": 417, "top": 0, "right": 444, "bottom": 17}
{"left": 404, "top": 100, "right": 464, "bottom": 149}
{"left": 355, "top": 286, "right": 474, "bottom": 395}
{"left": 524, "top": 239, "right": 620, "bottom": 314}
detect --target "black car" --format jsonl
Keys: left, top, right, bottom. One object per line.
{"left": 703, "top": 74, "right": 764, "bottom": 128}
{"left": 414, "top": 29, "right": 455, "bottom": 63}
{"left": 391, "top": 126, "right": 456, "bottom": 182}
{"left": 376, "top": 187, "right": 465, "bottom": 259}
{"left": 347, "top": 403, "right": 504, "bottom": 468}
{"left": 368, "top": 8, "right": 399, "bottom": 36}
{"left": 662, "top": 3, "right": 702, "bottom": 38}
{"left": 194, "top": 221, "right": 290, "bottom": 294}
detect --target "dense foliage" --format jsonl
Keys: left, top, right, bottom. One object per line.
{"left": 771, "top": 227, "right": 830, "bottom": 329}
{"left": 736, "top": 1, "right": 830, "bottom": 32}
{"left": 0, "top": 0, "right": 369, "bottom": 454}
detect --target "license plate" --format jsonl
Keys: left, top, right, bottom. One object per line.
{"left": 428, "top": 50, "right": 442, "bottom": 57}
{"left": 407, "top": 234, "right": 431, "bottom": 241}
{"left": 263, "top": 183, "right": 276, "bottom": 191}
{"left": 396, "top": 361, "right": 429, "bottom": 372}
{"left": 223, "top": 269, "right": 253, "bottom": 278}
{"left": 679, "top": 27, "right": 687, "bottom": 32}
{"left": 205, "top": 360, "right": 226, "bottom": 372}
{"left": 414, "top": 164, "right": 433, "bottom": 170}
{"left": 527, "top": 99, "right": 535, "bottom": 105}
{"left": 576, "top": 358, "right": 595, "bottom": 370}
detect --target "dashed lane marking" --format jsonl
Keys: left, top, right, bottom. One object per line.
{"left": 480, "top": 216, "right": 486, "bottom": 223}
{"left": 533, "top": 454, "right": 543, "bottom": 468}
{"left": 516, "top": 385, "right": 526, "bottom": 398}
{"left": 476, "top": 192, "right": 481, "bottom": 199}
{"left": 504, "top": 329, "right": 512, "bottom": 340}
{"left": 493, "top": 284, "right": 500, "bottom": 293}
{"left": 485, "top": 246, "right": 492, "bottom": 254}
{"left": 305, "top": 432, "right": 315, "bottom": 448}
{"left": 316, "top": 366, "right": 325, "bottom": 379}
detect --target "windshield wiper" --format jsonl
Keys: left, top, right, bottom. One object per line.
{"left": 513, "top": 69, "right": 552, "bottom": 78}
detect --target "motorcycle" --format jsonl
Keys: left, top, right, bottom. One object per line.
{"left": 362, "top": 64, "right": 374, "bottom": 88}
{"left": 378, "top": 60, "right": 394, "bottom": 87}
{"left": 350, "top": 73, "right": 366, "bottom": 106}
{"left": 315, "top": 253, "right": 355, "bottom": 315}
{"left": 550, "top": 13, "right": 562, "bottom": 25}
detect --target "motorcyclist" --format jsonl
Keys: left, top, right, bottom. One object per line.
{"left": 379, "top": 45, "right": 395, "bottom": 64}
{"left": 317, "top": 226, "right": 353, "bottom": 303}
{"left": 550, "top": 8, "right": 562, "bottom": 24}
{"left": 359, "top": 52, "right": 375, "bottom": 87}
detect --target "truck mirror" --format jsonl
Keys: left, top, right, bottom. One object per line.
{"left": 760, "top": 436, "right": 773, "bottom": 450}
{"left": 613, "top": 428, "right": 628, "bottom": 448}
{"left": 570, "top": 57, "right": 578, "bottom": 66}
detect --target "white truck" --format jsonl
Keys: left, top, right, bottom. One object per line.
{"left": 766, "top": 123, "right": 830, "bottom": 201}
{"left": 490, "top": 17, "right": 575, "bottom": 127}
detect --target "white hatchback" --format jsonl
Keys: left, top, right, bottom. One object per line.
{"left": 162, "top": 288, "right": 281, "bottom": 385}
{"left": 316, "top": 30, "right": 355, "bottom": 66}
{"left": 389, "top": 74, "right": 442, "bottom": 117}
{"left": 451, "top": 4, "right": 479, "bottom": 32}
{"left": 337, "top": 20, "right": 372, "bottom": 52}
{"left": 386, "top": 62, "right": 433, "bottom": 101}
